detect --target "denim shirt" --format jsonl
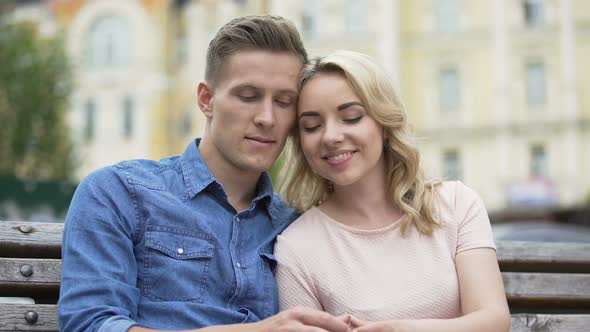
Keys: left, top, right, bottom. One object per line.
{"left": 58, "top": 139, "right": 298, "bottom": 332}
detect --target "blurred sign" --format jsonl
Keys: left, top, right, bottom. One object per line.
{"left": 508, "top": 176, "right": 558, "bottom": 206}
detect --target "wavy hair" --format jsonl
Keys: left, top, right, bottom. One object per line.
{"left": 279, "top": 50, "right": 442, "bottom": 235}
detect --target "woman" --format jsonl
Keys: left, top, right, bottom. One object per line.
{"left": 276, "top": 50, "right": 510, "bottom": 332}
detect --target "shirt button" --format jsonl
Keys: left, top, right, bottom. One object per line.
{"left": 235, "top": 216, "right": 241, "bottom": 222}
{"left": 177, "top": 248, "right": 184, "bottom": 254}
{"left": 236, "top": 262, "right": 242, "bottom": 268}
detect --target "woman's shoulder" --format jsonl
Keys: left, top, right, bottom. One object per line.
{"left": 433, "top": 181, "right": 485, "bottom": 225}
{"left": 435, "top": 180, "right": 482, "bottom": 207}
{"left": 280, "top": 207, "right": 327, "bottom": 240}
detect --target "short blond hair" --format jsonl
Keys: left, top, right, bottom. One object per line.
{"left": 205, "top": 15, "right": 308, "bottom": 86}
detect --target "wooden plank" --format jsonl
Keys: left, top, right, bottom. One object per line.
{"left": 511, "top": 313, "right": 590, "bottom": 332}
{"left": 503, "top": 272, "right": 590, "bottom": 306}
{"left": 0, "top": 222, "right": 63, "bottom": 258}
{"left": 0, "top": 304, "right": 58, "bottom": 331}
{"left": 0, "top": 258, "right": 61, "bottom": 294}
{"left": 497, "top": 241, "right": 590, "bottom": 273}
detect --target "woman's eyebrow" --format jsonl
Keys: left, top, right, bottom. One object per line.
{"left": 337, "top": 101, "right": 364, "bottom": 111}
{"left": 298, "top": 111, "right": 320, "bottom": 120}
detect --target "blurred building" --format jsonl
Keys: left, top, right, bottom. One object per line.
{"left": 8, "top": 0, "right": 590, "bottom": 212}
{"left": 395, "top": 0, "right": 589, "bottom": 211}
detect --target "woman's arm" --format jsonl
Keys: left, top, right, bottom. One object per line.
{"left": 349, "top": 248, "right": 510, "bottom": 332}
{"left": 274, "top": 234, "right": 324, "bottom": 311}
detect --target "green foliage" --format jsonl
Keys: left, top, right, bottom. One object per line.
{"left": 268, "top": 151, "right": 286, "bottom": 186}
{"left": 0, "top": 23, "right": 76, "bottom": 181}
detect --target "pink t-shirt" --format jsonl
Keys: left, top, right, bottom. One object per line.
{"left": 275, "top": 181, "right": 496, "bottom": 320}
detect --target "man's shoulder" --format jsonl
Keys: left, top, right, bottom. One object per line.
{"left": 77, "top": 157, "right": 182, "bottom": 201}
{"left": 83, "top": 156, "right": 182, "bottom": 189}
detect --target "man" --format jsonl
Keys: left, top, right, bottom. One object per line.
{"left": 58, "top": 15, "right": 349, "bottom": 332}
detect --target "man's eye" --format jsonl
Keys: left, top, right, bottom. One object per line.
{"left": 239, "top": 95, "right": 257, "bottom": 102}
{"left": 276, "top": 99, "right": 293, "bottom": 108}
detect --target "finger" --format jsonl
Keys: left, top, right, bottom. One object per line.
{"left": 336, "top": 314, "right": 351, "bottom": 324}
{"left": 348, "top": 315, "right": 366, "bottom": 328}
{"left": 298, "top": 310, "right": 350, "bottom": 332}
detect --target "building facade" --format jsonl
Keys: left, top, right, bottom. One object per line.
{"left": 11, "top": 0, "right": 589, "bottom": 212}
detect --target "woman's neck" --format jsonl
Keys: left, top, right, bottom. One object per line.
{"left": 321, "top": 160, "right": 403, "bottom": 230}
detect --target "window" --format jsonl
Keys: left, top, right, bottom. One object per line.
{"left": 523, "top": 0, "right": 544, "bottom": 27}
{"left": 122, "top": 96, "right": 134, "bottom": 138}
{"left": 436, "top": 0, "right": 458, "bottom": 32}
{"left": 347, "top": 0, "right": 367, "bottom": 33}
{"left": 443, "top": 150, "right": 462, "bottom": 181}
{"left": 302, "top": 0, "right": 319, "bottom": 37}
{"left": 85, "top": 15, "right": 131, "bottom": 66}
{"left": 530, "top": 145, "right": 546, "bottom": 176}
{"left": 175, "top": 33, "right": 187, "bottom": 65}
{"left": 527, "top": 62, "right": 546, "bottom": 106}
{"left": 84, "top": 99, "right": 95, "bottom": 141}
{"left": 439, "top": 67, "right": 460, "bottom": 111}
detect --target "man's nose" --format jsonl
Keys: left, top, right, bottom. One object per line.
{"left": 254, "top": 98, "right": 275, "bottom": 127}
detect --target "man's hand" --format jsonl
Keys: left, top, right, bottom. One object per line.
{"left": 255, "top": 306, "right": 351, "bottom": 332}
{"left": 129, "top": 308, "right": 351, "bottom": 332}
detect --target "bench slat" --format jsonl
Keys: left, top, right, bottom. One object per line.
{"left": 503, "top": 272, "right": 590, "bottom": 307}
{"left": 0, "top": 222, "right": 63, "bottom": 259}
{"left": 0, "top": 258, "right": 61, "bottom": 286}
{"left": 511, "top": 313, "right": 590, "bottom": 332}
{"left": 2, "top": 305, "right": 588, "bottom": 332}
{"left": 0, "top": 304, "right": 58, "bottom": 332}
{"left": 497, "top": 241, "right": 590, "bottom": 273}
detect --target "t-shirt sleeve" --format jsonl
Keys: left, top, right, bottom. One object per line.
{"left": 453, "top": 181, "right": 496, "bottom": 253}
{"left": 274, "top": 234, "right": 323, "bottom": 311}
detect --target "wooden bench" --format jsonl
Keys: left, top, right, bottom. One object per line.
{"left": 1, "top": 221, "right": 589, "bottom": 331}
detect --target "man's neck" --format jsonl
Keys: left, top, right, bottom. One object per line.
{"left": 199, "top": 139, "right": 261, "bottom": 212}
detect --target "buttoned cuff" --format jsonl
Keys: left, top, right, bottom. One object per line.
{"left": 97, "top": 315, "right": 137, "bottom": 332}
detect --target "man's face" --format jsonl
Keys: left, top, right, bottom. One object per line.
{"left": 199, "top": 50, "right": 302, "bottom": 175}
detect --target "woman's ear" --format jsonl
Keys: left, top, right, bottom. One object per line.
{"left": 197, "top": 81, "right": 214, "bottom": 118}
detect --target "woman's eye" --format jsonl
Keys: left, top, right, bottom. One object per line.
{"left": 302, "top": 125, "right": 320, "bottom": 133}
{"left": 344, "top": 115, "right": 363, "bottom": 123}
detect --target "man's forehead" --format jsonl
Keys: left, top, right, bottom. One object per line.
{"left": 218, "top": 50, "right": 302, "bottom": 86}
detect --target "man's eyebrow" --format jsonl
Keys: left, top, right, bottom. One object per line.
{"left": 337, "top": 101, "right": 364, "bottom": 111}
{"left": 298, "top": 111, "right": 320, "bottom": 120}
{"left": 232, "top": 84, "right": 258, "bottom": 91}
{"left": 231, "top": 85, "right": 297, "bottom": 96}
{"left": 276, "top": 89, "right": 298, "bottom": 96}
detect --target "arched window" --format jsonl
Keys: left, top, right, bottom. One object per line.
{"left": 85, "top": 15, "right": 131, "bottom": 66}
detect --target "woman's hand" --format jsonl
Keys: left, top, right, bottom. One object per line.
{"left": 348, "top": 316, "right": 415, "bottom": 332}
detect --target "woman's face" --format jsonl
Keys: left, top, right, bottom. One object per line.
{"left": 297, "top": 73, "right": 385, "bottom": 187}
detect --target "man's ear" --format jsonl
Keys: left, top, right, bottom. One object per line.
{"left": 197, "top": 81, "right": 214, "bottom": 118}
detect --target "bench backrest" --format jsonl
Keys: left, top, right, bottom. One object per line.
{"left": 1, "top": 221, "right": 590, "bottom": 331}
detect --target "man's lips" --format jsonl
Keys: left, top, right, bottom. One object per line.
{"left": 245, "top": 136, "right": 275, "bottom": 145}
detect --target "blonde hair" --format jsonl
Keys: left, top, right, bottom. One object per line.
{"left": 279, "top": 50, "right": 442, "bottom": 236}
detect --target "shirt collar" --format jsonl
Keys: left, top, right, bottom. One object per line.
{"left": 180, "top": 138, "right": 274, "bottom": 203}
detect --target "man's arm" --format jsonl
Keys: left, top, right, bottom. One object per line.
{"left": 59, "top": 167, "right": 141, "bottom": 332}
{"left": 129, "top": 307, "right": 351, "bottom": 332}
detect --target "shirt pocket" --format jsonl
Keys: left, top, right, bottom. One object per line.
{"left": 143, "top": 226, "right": 215, "bottom": 303}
